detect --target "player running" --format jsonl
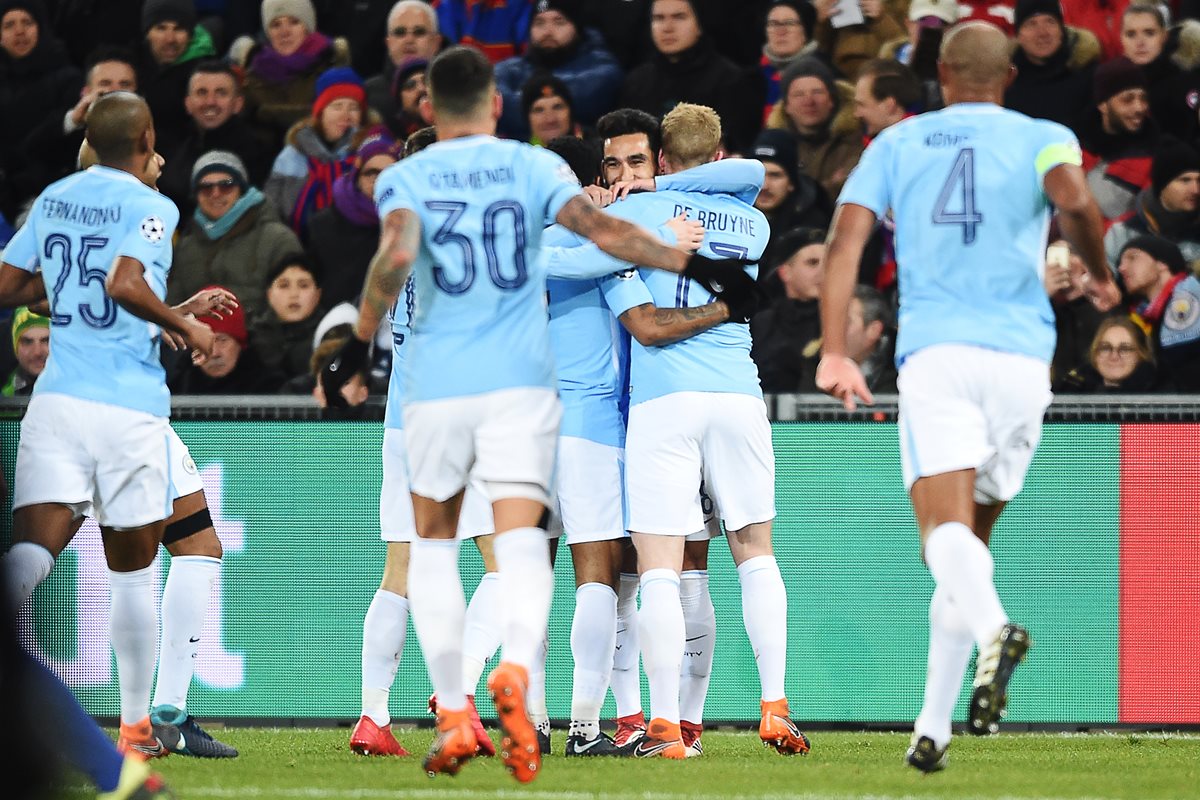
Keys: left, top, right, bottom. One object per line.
{"left": 0, "top": 92, "right": 214, "bottom": 759}
{"left": 819, "top": 22, "right": 1121, "bottom": 772}
{"left": 321, "top": 47, "right": 752, "bottom": 783}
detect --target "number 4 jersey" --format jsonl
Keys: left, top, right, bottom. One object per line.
{"left": 374, "top": 134, "right": 582, "bottom": 402}
{"left": 1, "top": 166, "right": 179, "bottom": 417}
{"left": 838, "top": 103, "right": 1082, "bottom": 366}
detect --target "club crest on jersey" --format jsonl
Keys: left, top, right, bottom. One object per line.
{"left": 1164, "top": 290, "right": 1200, "bottom": 332}
{"left": 613, "top": 268, "right": 636, "bottom": 280}
{"left": 140, "top": 215, "right": 165, "bottom": 243}
{"left": 182, "top": 453, "right": 199, "bottom": 475}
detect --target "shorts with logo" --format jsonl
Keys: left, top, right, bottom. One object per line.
{"left": 403, "top": 387, "right": 561, "bottom": 506}
{"left": 898, "top": 343, "right": 1052, "bottom": 504}
{"left": 381, "top": 427, "right": 494, "bottom": 541}
{"left": 13, "top": 393, "right": 173, "bottom": 529}
{"left": 626, "top": 391, "right": 775, "bottom": 536}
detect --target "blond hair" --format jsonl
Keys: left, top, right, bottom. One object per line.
{"left": 660, "top": 103, "right": 721, "bottom": 170}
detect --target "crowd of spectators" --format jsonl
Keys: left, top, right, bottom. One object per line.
{"left": 5, "top": 0, "right": 1200, "bottom": 396}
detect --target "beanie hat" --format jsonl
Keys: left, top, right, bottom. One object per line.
{"left": 1014, "top": 0, "right": 1063, "bottom": 32}
{"left": 521, "top": 73, "right": 574, "bottom": 118}
{"left": 197, "top": 285, "right": 249, "bottom": 347}
{"left": 1093, "top": 57, "right": 1147, "bottom": 104}
{"left": 531, "top": 0, "right": 586, "bottom": 33}
{"left": 751, "top": 128, "right": 799, "bottom": 189}
{"left": 1120, "top": 235, "right": 1187, "bottom": 275}
{"left": 313, "top": 302, "right": 359, "bottom": 350}
{"left": 10, "top": 305, "right": 48, "bottom": 352}
{"left": 261, "top": 0, "right": 316, "bottom": 34}
{"left": 191, "top": 150, "right": 249, "bottom": 192}
{"left": 907, "top": 0, "right": 959, "bottom": 25}
{"left": 780, "top": 57, "right": 839, "bottom": 111}
{"left": 313, "top": 66, "right": 366, "bottom": 119}
{"left": 391, "top": 56, "right": 428, "bottom": 100}
{"left": 0, "top": 0, "right": 47, "bottom": 27}
{"left": 141, "top": 0, "right": 196, "bottom": 33}
{"left": 1151, "top": 139, "right": 1200, "bottom": 195}
{"left": 353, "top": 126, "right": 402, "bottom": 169}
{"left": 767, "top": 0, "right": 817, "bottom": 39}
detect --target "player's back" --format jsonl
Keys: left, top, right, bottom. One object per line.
{"left": 604, "top": 189, "right": 769, "bottom": 405}
{"left": 375, "top": 135, "right": 581, "bottom": 402}
{"left": 8, "top": 166, "right": 178, "bottom": 416}
{"left": 841, "top": 105, "right": 1072, "bottom": 364}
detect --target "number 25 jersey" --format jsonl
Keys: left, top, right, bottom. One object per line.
{"left": 374, "top": 135, "right": 582, "bottom": 403}
{"left": 838, "top": 104, "right": 1081, "bottom": 366}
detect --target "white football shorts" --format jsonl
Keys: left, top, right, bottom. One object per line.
{"left": 13, "top": 393, "right": 173, "bottom": 529}
{"left": 556, "top": 435, "right": 626, "bottom": 545}
{"left": 626, "top": 391, "right": 775, "bottom": 536}
{"left": 898, "top": 343, "right": 1053, "bottom": 504}
{"left": 380, "top": 427, "right": 495, "bottom": 542}
{"left": 168, "top": 426, "right": 204, "bottom": 500}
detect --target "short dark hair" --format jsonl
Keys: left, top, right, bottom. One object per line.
{"left": 265, "top": 252, "right": 322, "bottom": 289}
{"left": 859, "top": 59, "right": 921, "bottom": 110}
{"left": 84, "top": 45, "right": 136, "bottom": 82}
{"left": 404, "top": 125, "right": 438, "bottom": 156}
{"left": 595, "top": 108, "right": 661, "bottom": 159}
{"left": 546, "top": 135, "right": 601, "bottom": 187}
{"left": 428, "top": 46, "right": 494, "bottom": 118}
{"left": 189, "top": 60, "right": 242, "bottom": 93}
{"left": 853, "top": 284, "right": 893, "bottom": 329}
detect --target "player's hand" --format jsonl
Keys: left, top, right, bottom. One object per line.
{"left": 162, "top": 328, "right": 188, "bottom": 351}
{"left": 1083, "top": 272, "right": 1123, "bottom": 312}
{"left": 665, "top": 214, "right": 704, "bottom": 253}
{"left": 322, "top": 336, "right": 370, "bottom": 409}
{"left": 182, "top": 317, "right": 215, "bottom": 360}
{"left": 609, "top": 177, "right": 656, "bottom": 201}
{"left": 715, "top": 270, "right": 767, "bottom": 323}
{"left": 69, "top": 87, "right": 98, "bottom": 128}
{"left": 816, "top": 354, "right": 875, "bottom": 411}
{"left": 177, "top": 287, "right": 238, "bottom": 319}
{"left": 684, "top": 254, "right": 764, "bottom": 323}
{"left": 583, "top": 184, "right": 614, "bottom": 208}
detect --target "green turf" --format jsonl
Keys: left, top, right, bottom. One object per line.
{"left": 66, "top": 729, "right": 1200, "bottom": 800}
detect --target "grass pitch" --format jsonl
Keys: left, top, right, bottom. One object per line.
{"left": 72, "top": 728, "right": 1199, "bottom": 800}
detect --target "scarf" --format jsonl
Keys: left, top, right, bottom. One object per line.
{"left": 331, "top": 173, "right": 378, "bottom": 227}
{"left": 194, "top": 187, "right": 265, "bottom": 240}
{"left": 250, "top": 32, "right": 331, "bottom": 85}
{"left": 1135, "top": 271, "right": 1189, "bottom": 327}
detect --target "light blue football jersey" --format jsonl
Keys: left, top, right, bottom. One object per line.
{"left": 383, "top": 277, "right": 417, "bottom": 430}
{"left": 838, "top": 103, "right": 1082, "bottom": 365}
{"left": 374, "top": 134, "right": 582, "bottom": 402}
{"left": 549, "top": 190, "right": 769, "bottom": 405}
{"left": 1, "top": 166, "right": 179, "bottom": 417}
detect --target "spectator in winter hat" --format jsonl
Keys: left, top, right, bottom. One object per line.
{"left": 137, "top": 0, "right": 217, "bottom": 154}
{"left": 1105, "top": 139, "right": 1200, "bottom": 271}
{"left": 366, "top": 1, "right": 442, "bottom": 126}
{"left": 170, "top": 285, "right": 284, "bottom": 394}
{"left": 2, "top": 306, "right": 49, "bottom": 396}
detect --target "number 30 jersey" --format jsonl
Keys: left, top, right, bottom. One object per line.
{"left": 838, "top": 103, "right": 1081, "bottom": 366}
{"left": 375, "top": 134, "right": 582, "bottom": 402}
{"left": 1, "top": 166, "right": 179, "bottom": 417}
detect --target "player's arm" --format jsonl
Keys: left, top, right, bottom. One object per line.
{"left": 555, "top": 195, "right": 691, "bottom": 274}
{"left": 618, "top": 302, "right": 730, "bottom": 347}
{"left": 1043, "top": 163, "right": 1122, "bottom": 311}
{"left": 817, "top": 203, "right": 877, "bottom": 410}
{"left": 612, "top": 159, "right": 765, "bottom": 204}
{"left": 355, "top": 208, "right": 420, "bottom": 343}
{"left": 0, "top": 263, "right": 48, "bottom": 308}
{"left": 107, "top": 256, "right": 215, "bottom": 356}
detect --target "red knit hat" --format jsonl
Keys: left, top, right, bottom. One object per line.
{"left": 197, "top": 285, "right": 248, "bottom": 348}
{"left": 313, "top": 66, "right": 366, "bottom": 120}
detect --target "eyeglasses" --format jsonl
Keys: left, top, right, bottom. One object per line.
{"left": 196, "top": 178, "right": 238, "bottom": 194}
{"left": 766, "top": 19, "right": 803, "bottom": 29}
{"left": 390, "top": 26, "right": 430, "bottom": 38}
{"left": 1096, "top": 343, "right": 1137, "bottom": 356}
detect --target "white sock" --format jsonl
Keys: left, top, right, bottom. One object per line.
{"left": 737, "top": 555, "right": 788, "bottom": 702}
{"left": 152, "top": 555, "right": 220, "bottom": 711}
{"left": 570, "top": 582, "right": 617, "bottom": 725}
{"left": 639, "top": 569, "right": 683, "bottom": 724}
{"left": 408, "top": 538, "right": 466, "bottom": 711}
{"left": 462, "top": 572, "right": 502, "bottom": 694}
{"left": 2, "top": 541, "right": 55, "bottom": 611}
{"left": 360, "top": 589, "right": 409, "bottom": 726}
{"left": 923, "top": 522, "right": 1008, "bottom": 647}
{"left": 493, "top": 528, "right": 554, "bottom": 671}
{"left": 109, "top": 566, "right": 158, "bottom": 726}
{"left": 528, "top": 635, "right": 549, "bottom": 726}
{"left": 678, "top": 570, "right": 714, "bottom": 725}
{"left": 914, "top": 586, "right": 974, "bottom": 748}
{"left": 611, "top": 573, "right": 642, "bottom": 718}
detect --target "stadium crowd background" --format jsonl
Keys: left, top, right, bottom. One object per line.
{"left": 3, "top": 0, "right": 1200, "bottom": 398}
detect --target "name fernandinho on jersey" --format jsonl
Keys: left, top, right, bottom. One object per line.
{"left": 41, "top": 198, "right": 122, "bottom": 225}
{"left": 428, "top": 166, "right": 516, "bottom": 190}
{"left": 672, "top": 204, "right": 758, "bottom": 236}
